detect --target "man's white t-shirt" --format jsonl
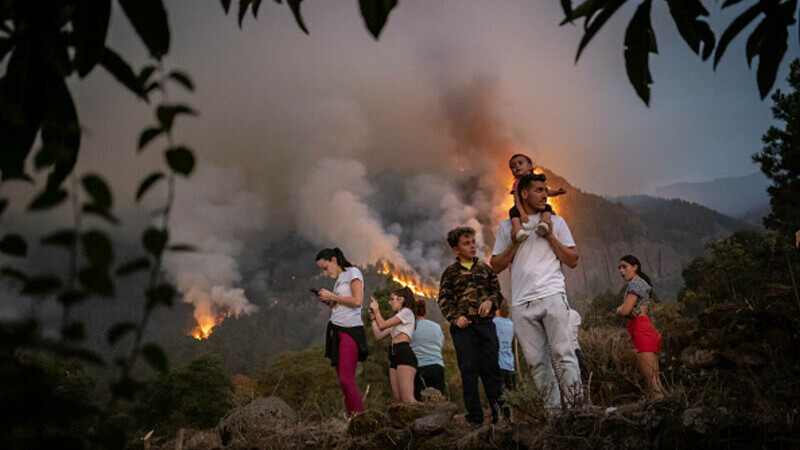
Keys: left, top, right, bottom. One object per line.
{"left": 492, "top": 213, "right": 576, "bottom": 306}
{"left": 330, "top": 267, "right": 364, "bottom": 327}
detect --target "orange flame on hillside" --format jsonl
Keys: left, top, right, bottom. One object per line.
{"left": 191, "top": 308, "right": 231, "bottom": 340}
{"left": 377, "top": 261, "right": 439, "bottom": 299}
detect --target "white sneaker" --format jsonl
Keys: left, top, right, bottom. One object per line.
{"left": 535, "top": 222, "right": 550, "bottom": 237}
{"left": 515, "top": 229, "right": 530, "bottom": 242}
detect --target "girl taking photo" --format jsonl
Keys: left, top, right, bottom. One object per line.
{"left": 369, "top": 287, "right": 418, "bottom": 404}
{"left": 316, "top": 248, "right": 368, "bottom": 416}
{"left": 616, "top": 254, "right": 664, "bottom": 399}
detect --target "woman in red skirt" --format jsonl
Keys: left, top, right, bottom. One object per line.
{"left": 616, "top": 255, "right": 663, "bottom": 399}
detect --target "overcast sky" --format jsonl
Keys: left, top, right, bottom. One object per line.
{"left": 61, "top": 0, "right": 798, "bottom": 199}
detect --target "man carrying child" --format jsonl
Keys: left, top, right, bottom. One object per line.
{"left": 438, "top": 226, "right": 508, "bottom": 425}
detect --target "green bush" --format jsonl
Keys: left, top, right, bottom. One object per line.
{"left": 135, "top": 355, "right": 233, "bottom": 430}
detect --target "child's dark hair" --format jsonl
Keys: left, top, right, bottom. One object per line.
{"left": 516, "top": 172, "right": 547, "bottom": 194}
{"left": 315, "top": 247, "right": 354, "bottom": 270}
{"left": 413, "top": 298, "right": 427, "bottom": 318}
{"left": 509, "top": 153, "right": 533, "bottom": 166}
{"left": 619, "top": 254, "right": 652, "bottom": 285}
{"left": 498, "top": 299, "right": 510, "bottom": 318}
{"left": 392, "top": 287, "right": 416, "bottom": 310}
{"left": 446, "top": 226, "right": 476, "bottom": 248}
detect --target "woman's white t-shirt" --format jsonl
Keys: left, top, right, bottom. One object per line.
{"left": 391, "top": 307, "right": 415, "bottom": 339}
{"left": 330, "top": 267, "right": 364, "bottom": 327}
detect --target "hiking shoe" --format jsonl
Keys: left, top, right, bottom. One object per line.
{"left": 515, "top": 229, "right": 530, "bottom": 242}
{"left": 535, "top": 222, "right": 550, "bottom": 237}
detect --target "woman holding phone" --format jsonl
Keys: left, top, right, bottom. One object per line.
{"left": 316, "top": 248, "right": 368, "bottom": 416}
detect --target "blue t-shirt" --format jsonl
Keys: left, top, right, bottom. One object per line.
{"left": 494, "top": 317, "right": 515, "bottom": 371}
{"left": 410, "top": 319, "right": 444, "bottom": 367}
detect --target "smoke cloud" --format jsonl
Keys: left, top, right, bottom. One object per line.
{"left": 164, "top": 165, "right": 264, "bottom": 330}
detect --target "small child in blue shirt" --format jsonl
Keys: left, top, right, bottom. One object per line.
{"left": 493, "top": 300, "right": 516, "bottom": 390}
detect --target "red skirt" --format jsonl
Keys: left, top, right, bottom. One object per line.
{"left": 627, "top": 316, "right": 661, "bottom": 354}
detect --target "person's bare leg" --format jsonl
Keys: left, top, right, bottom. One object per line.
{"left": 636, "top": 352, "right": 663, "bottom": 398}
{"left": 397, "top": 365, "right": 418, "bottom": 403}
{"left": 389, "top": 368, "right": 401, "bottom": 402}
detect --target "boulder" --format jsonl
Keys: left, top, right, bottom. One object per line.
{"left": 218, "top": 396, "right": 296, "bottom": 446}
{"left": 679, "top": 346, "right": 719, "bottom": 368}
{"left": 347, "top": 410, "right": 391, "bottom": 437}
{"left": 719, "top": 343, "right": 767, "bottom": 367}
{"left": 682, "top": 407, "right": 727, "bottom": 436}
{"left": 386, "top": 403, "right": 428, "bottom": 428}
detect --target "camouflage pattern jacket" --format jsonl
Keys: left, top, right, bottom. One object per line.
{"left": 437, "top": 259, "right": 503, "bottom": 323}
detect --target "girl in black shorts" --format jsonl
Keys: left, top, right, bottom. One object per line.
{"left": 369, "top": 287, "right": 418, "bottom": 403}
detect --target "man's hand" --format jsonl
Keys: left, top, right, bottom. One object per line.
{"left": 455, "top": 316, "right": 472, "bottom": 329}
{"left": 478, "top": 300, "right": 493, "bottom": 317}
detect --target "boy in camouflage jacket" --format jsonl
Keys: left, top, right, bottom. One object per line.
{"left": 438, "top": 226, "right": 508, "bottom": 425}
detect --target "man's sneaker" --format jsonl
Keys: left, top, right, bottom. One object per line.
{"left": 535, "top": 221, "right": 550, "bottom": 237}
{"left": 515, "top": 229, "right": 530, "bottom": 242}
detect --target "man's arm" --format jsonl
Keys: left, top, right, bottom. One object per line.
{"left": 437, "top": 268, "right": 456, "bottom": 322}
{"left": 544, "top": 233, "right": 579, "bottom": 268}
{"left": 490, "top": 240, "right": 520, "bottom": 274}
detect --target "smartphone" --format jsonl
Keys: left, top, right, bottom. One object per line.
{"left": 310, "top": 288, "right": 319, "bottom": 295}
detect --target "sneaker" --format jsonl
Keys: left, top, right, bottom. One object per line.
{"left": 535, "top": 221, "right": 550, "bottom": 237}
{"left": 515, "top": 229, "right": 530, "bottom": 242}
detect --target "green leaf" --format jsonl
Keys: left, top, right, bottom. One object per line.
{"left": 560, "top": 0, "right": 573, "bottom": 22}
{"left": 138, "top": 65, "right": 157, "bottom": 85}
{"left": 168, "top": 70, "right": 194, "bottom": 91}
{"left": 665, "top": 0, "right": 715, "bottom": 60}
{"left": 165, "top": 146, "right": 195, "bottom": 176}
{"left": 624, "top": 0, "right": 656, "bottom": 106}
{"left": 82, "top": 174, "right": 112, "bottom": 210}
{"left": 73, "top": 0, "right": 112, "bottom": 77}
{"left": 78, "top": 266, "right": 115, "bottom": 297}
{"left": 110, "top": 376, "right": 144, "bottom": 400}
{"left": 358, "top": 0, "right": 397, "bottom": 39}
{"left": 286, "top": 0, "right": 309, "bottom": 34}
{"left": 238, "top": 0, "right": 253, "bottom": 27}
{"left": 106, "top": 322, "right": 137, "bottom": 345}
{"left": 221, "top": 0, "right": 233, "bottom": 14}
{"left": 22, "top": 276, "right": 63, "bottom": 296}
{"left": 142, "top": 343, "right": 168, "bottom": 372}
{"left": 115, "top": 257, "right": 151, "bottom": 276}
{"left": 146, "top": 283, "right": 176, "bottom": 311}
{"left": 58, "top": 289, "right": 88, "bottom": 306}
{"left": 0, "top": 199, "right": 7, "bottom": 216}
{"left": 755, "top": 14, "right": 790, "bottom": 99}
{"left": 1, "top": 266, "right": 28, "bottom": 283}
{"left": 138, "top": 127, "right": 164, "bottom": 151}
{"left": 100, "top": 48, "right": 147, "bottom": 101}
{"left": 29, "top": 188, "right": 68, "bottom": 210}
{"left": 118, "top": 0, "right": 170, "bottom": 60}
{"left": 722, "top": 0, "right": 748, "bottom": 7}
{"left": 136, "top": 172, "right": 165, "bottom": 201}
{"left": 82, "top": 230, "right": 114, "bottom": 268}
{"left": 252, "top": 0, "right": 263, "bottom": 17}
{"left": 143, "top": 227, "right": 169, "bottom": 256}
{"left": 167, "top": 244, "right": 196, "bottom": 252}
{"left": 0, "top": 234, "right": 27, "bottom": 257}
{"left": 714, "top": 3, "right": 763, "bottom": 68}
{"left": 41, "top": 229, "right": 76, "bottom": 247}
{"left": 62, "top": 321, "right": 86, "bottom": 341}
{"left": 156, "top": 104, "right": 197, "bottom": 131}
{"left": 575, "top": 0, "right": 628, "bottom": 62}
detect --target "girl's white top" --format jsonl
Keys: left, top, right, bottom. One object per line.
{"left": 330, "top": 267, "right": 364, "bottom": 327}
{"left": 391, "top": 307, "right": 415, "bottom": 339}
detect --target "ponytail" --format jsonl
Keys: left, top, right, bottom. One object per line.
{"left": 315, "top": 247, "right": 354, "bottom": 270}
{"left": 619, "top": 254, "right": 652, "bottom": 285}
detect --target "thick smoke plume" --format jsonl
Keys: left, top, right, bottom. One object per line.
{"left": 164, "top": 165, "right": 264, "bottom": 336}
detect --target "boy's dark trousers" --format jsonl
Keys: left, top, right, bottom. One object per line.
{"left": 450, "top": 320, "right": 508, "bottom": 424}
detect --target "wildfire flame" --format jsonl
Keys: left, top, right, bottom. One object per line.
{"left": 191, "top": 308, "right": 231, "bottom": 340}
{"left": 377, "top": 261, "right": 439, "bottom": 299}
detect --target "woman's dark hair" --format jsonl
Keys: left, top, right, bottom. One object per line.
{"left": 392, "top": 287, "right": 416, "bottom": 310}
{"left": 619, "top": 254, "right": 652, "bottom": 285}
{"left": 413, "top": 298, "right": 427, "bottom": 318}
{"left": 315, "top": 247, "right": 354, "bottom": 270}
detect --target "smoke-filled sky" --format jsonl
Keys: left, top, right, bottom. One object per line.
{"left": 3, "top": 1, "right": 798, "bottom": 326}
